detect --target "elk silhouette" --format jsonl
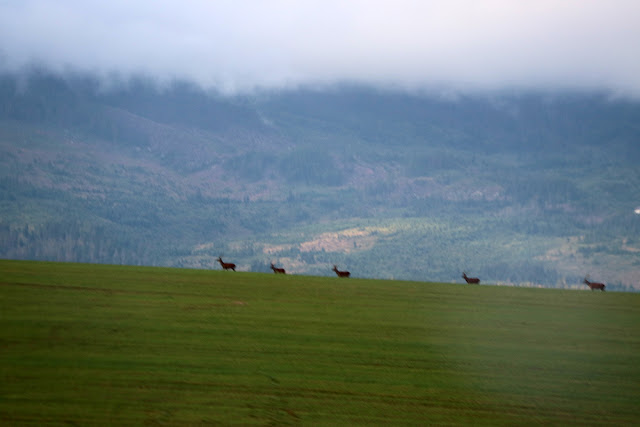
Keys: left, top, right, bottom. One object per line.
{"left": 583, "top": 276, "right": 605, "bottom": 291}
{"left": 217, "top": 257, "right": 236, "bottom": 271}
{"left": 462, "top": 272, "right": 480, "bottom": 284}
{"left": 270, "top": 262, "right": 286, "bottom": 274}
{"left": 332, "top": 265, "right": 350, "bottom": 278}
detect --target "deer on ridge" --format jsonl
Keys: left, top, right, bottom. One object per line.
{"left": 217, "top": 257, "right": 236, "bottom": 271}
{"left": 462, "top": 272, "right": 480, "bottom": 284}
{"left": 270, "top": 262, "right": 286, "bottom": 274}
{"left": 332, "top": 265, "right": 350, "bottom": 278}
{"left": 583, "top": 276, "right": 605, "bottom": 291}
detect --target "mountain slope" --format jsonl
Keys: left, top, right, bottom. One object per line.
{"left": 1, "top": 71, "right": 639, "bottom": 289}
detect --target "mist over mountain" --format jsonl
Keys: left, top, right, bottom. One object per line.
{"left": 1, "top": 70, "right": 639, "bottom": 290}
{"left": 3, "top": 2, "right": 639, "bottom": 96}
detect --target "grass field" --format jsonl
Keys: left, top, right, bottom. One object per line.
{"left": 1, "top": 259, "right": 639, "bottom": 425}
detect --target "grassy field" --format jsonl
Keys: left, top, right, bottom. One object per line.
{"left": 1, "top": 259, "right": 639, "bottom": 425}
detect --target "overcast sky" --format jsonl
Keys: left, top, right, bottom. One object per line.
{"left": 1, "top": 0, "right": 639, "bottom": 95}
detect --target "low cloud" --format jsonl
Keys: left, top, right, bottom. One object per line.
{"left": 1, "top": 0, "right": 639, "bottom": 95}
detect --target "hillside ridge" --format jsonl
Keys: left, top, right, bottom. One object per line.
{"left": 1, "top": 71, "right": 639, "bottom": 289}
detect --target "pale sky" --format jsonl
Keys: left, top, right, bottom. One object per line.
{"left": 1, "top": 0, "right": 639, "bottom": 95}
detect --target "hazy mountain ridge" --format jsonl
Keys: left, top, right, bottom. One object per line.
{"left": 1, "top": 71, "right": 639, "bottom": 289}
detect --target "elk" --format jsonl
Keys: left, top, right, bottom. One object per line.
{"left": 270, "top": 262, "right": 286, "bottom": 274}
{"left": 462, "top": 272, "right": 480, "bottom": 284}
{"left": 583, "top": 277, "right": 605, "bottom": 291}
{"left": 332, "top": 265, "right": 350, "bottom": 278}
{"left": 217, "top": 257, "right": 236, "bottom": 271}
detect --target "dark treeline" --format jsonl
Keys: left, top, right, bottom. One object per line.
{"left": 0, "top": 221, "right": 151, "bottom": 265}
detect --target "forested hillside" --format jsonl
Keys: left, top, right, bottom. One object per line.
{"left": 1, "top": 70, "right": 639, "bottom": 289}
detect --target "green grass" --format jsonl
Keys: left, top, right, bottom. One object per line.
{"left": 1, "top": 260, "right": 639, "bottom": 425}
